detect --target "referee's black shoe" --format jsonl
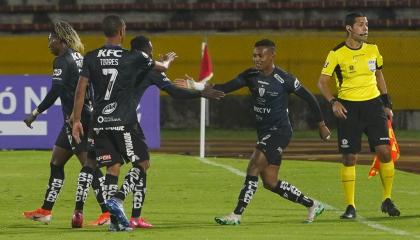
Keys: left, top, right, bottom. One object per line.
{"left": 340, "top": 205, "right": 356, "bottom": 219}
{"left": 381, "top": 198, "right": 401, "bottom": 217}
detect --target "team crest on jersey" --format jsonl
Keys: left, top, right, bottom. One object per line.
{"left": 274, "top": 74, "right": 284, "bottom": 83}
{"left": 368, "top": 59, "right": 376, "bottom": 72}
{"left": 53, "top": 68, "right": 62, "bottom": 76}
{"left": 258, "top": 87, "right": 265, "bottom": 97}
{"left": 294, "top": 79, "right": 301, "bottom": 90}
{"left": 102, "top": 102, "right": 118, "bottom": 115}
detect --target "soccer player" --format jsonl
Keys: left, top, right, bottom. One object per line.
{"left": 22, "top": 21, "right": 106, "bottom": 225}
{"left": 71, "top": 35, "right": 224, "bottom": 229}
{"left": 127, "top": 35, "right": 225, "bottom": 229}
{"left": 71, "top": 15, "right": 176, "bottom": 231}
{"left": 175, "top": 39, "right": 331, "bottom": 225}
{"left": 317, "top": 12, "right": 400, "bottom": 219}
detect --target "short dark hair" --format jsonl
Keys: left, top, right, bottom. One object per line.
{"left": 130, "top": 35, "right": 151, "bottom": 52}
{"left": 254, "top": 39, "right": 276, "bottom": 49}
{"left": 102, "top": 15, "right": 125, "bottom": 37}
{"left": 345, "top": 12, "right": 365, "bottom": 27}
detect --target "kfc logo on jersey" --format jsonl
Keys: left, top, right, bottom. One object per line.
{"left": 102, "top": 102, "right": 118, "bottom": 115}
{"left": 53, "top": 69, "right": 62, "bottom": 77}
{"left": 258, "top": 87, "right": 265, "bottom": 97}
{"left": 97, "top": 49, "right": 123, "bottom": 58}
{"left": 323, "top": 61, "right": 329, "bottom": 68}
{"left": 274, "top": 74, "right": 284, "bottom": 83}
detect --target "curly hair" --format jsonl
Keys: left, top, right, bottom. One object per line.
{"left": 52, "top": 20, "right": 84, "bottom": 53}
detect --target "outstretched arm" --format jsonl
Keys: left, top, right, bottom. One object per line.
{"left": 174, "top": 75, "right": 245, "bottom": 94}
{"left": 295, "top": 86, "right": 331, "bottom": 141}
{"left": 72, "top": 76, "right": 89, "bottom": 144}
{"left": 23, "top": 83, "right": 62, "bottom": 129}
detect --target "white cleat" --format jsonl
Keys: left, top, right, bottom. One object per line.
{"left": 215, "top": 212, "right": 241, "bottom": 225}
{"left": 306, "top": 201, "right": 325, "bottom": 223}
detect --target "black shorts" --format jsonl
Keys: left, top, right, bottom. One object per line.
{"left": 55, "top": 122, "right": 88, "bottom": 154}
{"left": 255, "top": 128, "right": 292, "bottom": 166}
{"left": 89, "top": 123, "right": 149, "bottom": 168}
{"left": 337, "top": 97, "right": 389, "bottom": 154}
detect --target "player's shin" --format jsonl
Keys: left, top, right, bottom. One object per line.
{"left": 114, "top": 167, "right": 145, "bottom": 201}
{"left": 131, "top": 172, "right": 146, "bottom": 218}
{"left": 104, "top": 174, "right": 119, "bottom": 200}
{"left": 42, "top": 163, "right": 65, "bottom": 210}
{"left": 74, "top": 166, "right": 93, "bottom": 212}
{"left": 271, "top": 180, "right": 314, "bottom": 207}
{"left": 92, "top": 167, "right": 108, "bottom": 213}
{"left": 233, "top": 175, "right": 258, "bottom": 215}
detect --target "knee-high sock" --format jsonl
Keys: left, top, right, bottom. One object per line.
{"left": 91, "top": 168, "right": 108, "bottom": 213}
{"left": 379, "top": 161, "right": 395, "bottom": 200}
{"left": 341, "top": 165, "right": 356, "bottom": 207}
{"left": 131, "top": 172, "right": 147, "bottom": 218}
{"left": 233, "top": 175, "right": 258, "bottom": 215}
{"left": 74, "top": 166, "right": 93, "bottom": 211}
{"left": 114, "top": 167, "right": 144, "bottom": 201}
{"left": 271, "top": 180, "right": 314, "bottom": 207}
{"left": 104, "top": 174, "right": 119, "bottom": 201}
{"left": 42, "top": 163, "right": 65, "bottom": 210}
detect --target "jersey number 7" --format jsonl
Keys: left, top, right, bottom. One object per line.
{"left": 102, "top": 68, "right": 118, "bottom": 100}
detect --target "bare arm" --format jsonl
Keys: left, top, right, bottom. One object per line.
{"left": 72, "top": 76, "right": 89, "bottom": 143}
{"left": 376, "top": 69, "right": 393, "bottom": 119}
{"left": 317, "top": 74, "right": 348, "bottom": 119}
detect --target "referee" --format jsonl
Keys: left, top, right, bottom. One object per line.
{"left": 317, "top": 12, "right": 400, "bottom": 219}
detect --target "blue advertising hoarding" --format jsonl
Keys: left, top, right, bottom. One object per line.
{"left": 0, "top": 75, "right": 160, "bottom": 149}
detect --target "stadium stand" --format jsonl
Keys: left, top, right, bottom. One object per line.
{"left": 1, "top": 0, "right": 420, "bottom": 31}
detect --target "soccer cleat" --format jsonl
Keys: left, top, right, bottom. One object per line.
{"left": 129, "top": 217, "right": 153, "bottom": 228}
{"left": 214, "top": 213, "right": 241, "bottom": 225}
{"left": 23, "top": 208, "right": 52, "bottom": 224}
{"left": 381, "top": 198, "right": 401, "bottom": 217}
{"left": 106, "top": 198, "right": 130, "bottom": 229}
{"left": 340, "top": 205, "right": 356, "bottom": 219}
{"left": 109, "top": 215, "right": 133, "bottom": 232}
{"left": 90, "top": 212, "right": 111, "bottom": 226}
{"left": 71, "top": 211, "right": 83, "bottom": 228}
{"left": 305, "top": 201, "right": 325, "bottom": 223}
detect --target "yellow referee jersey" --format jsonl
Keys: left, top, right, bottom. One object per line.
{"left": 321, "top": 42, "right": 382, "bottom": 101}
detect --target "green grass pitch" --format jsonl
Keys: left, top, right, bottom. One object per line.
{"left": 1, "top": 151, "right": 419, "bottom": 240}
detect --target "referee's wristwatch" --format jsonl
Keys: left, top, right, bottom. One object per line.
{"left": 329, "top": 98, "right": 339, "bottom": 106}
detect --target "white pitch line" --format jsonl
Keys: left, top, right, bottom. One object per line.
{"left": 197, "top": 157, "right": 419, "bottom": 238}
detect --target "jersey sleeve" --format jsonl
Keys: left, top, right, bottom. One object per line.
{"left": 321, "top": 51, "right": 338, "bottom": 76}
{"left": 375, "top": 45, "right": 384, "bottom": 69}
{"left": 52, "top": 57, "right": 68, "bottom": 86}
{"left": 151, "top": 72, "right": 172, "bottom": 89}
{"left": 80, "top": 53, "right": 91, "bottom": 78}
{"left": 37, "top": 57, "right": 66, "bottom": 113}
{"left": 283, "top": 73, "right": 302, "bottom": 94}
{"left": 213, "top": 69, "right": 249, "bottom": 93}
{"left": 135, "top": 51, "right": 155, "bottom": 73}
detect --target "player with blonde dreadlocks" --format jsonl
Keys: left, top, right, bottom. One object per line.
{"left": 23, "top": 20, "right": 109, "bottom": 227}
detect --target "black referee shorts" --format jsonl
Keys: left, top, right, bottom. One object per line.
{"left": 256, "top": 128, "right": 292, "bottom": 166}
{"left": 90, "top": 122, "right": 150, "bottom": 168}
{"left": 337, "top": 97, "right": 389, "bottom": 154}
